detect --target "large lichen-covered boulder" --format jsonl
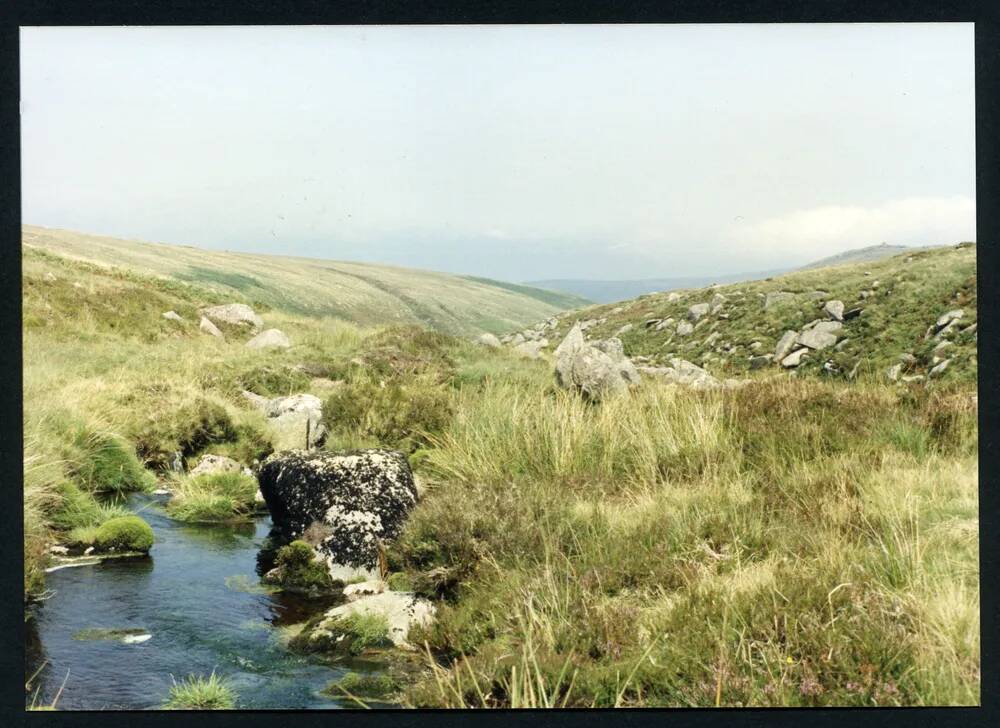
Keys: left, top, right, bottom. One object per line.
{"left": 554, "top": 324, "right": 639, "bottom": 400}
{"left": 258, "top": 449, "right": 417, "bottom": 573}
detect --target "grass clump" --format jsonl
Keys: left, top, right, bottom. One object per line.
{"left": 166, "top": 472, "right": 258, "bottom": 523}
{"left": 334, "top": 613, "right": 394, "bottom": 655}
{"left": 324, "top": 672, "right": 400, "bottom": 702}
{"left": 132, "top": 397, "right": 238, "bottom": 470}
{"left": 93, "top": 516, "right": 154, "bottom": 553}
{"left": 164, "top": 671, "right": 236, "bottom": 710}
{"left": 323, "top": 374, "right": 453, "bottom": 453}
{"left": 64, "top": 426, "right": 156, "bottom": 493}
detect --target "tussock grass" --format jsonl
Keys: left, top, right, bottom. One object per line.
{"left": 167, "top": 472, "right": 258, "bottom": 523}
{"left": 394, "top": 377, "right": 978, "bottom": 707}
{"left": 163, "top": 671, "right": 236, "bottom": 710}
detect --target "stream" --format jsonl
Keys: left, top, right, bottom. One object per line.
{"left": 25, "top": 493, "right": 391, "bottom": 710}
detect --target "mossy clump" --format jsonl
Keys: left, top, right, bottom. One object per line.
{"left": 330, "top": 612, "right": 394, "bottom": 655}
{"left": 386, "top": 572, "right": 414, "bottom": 592}
{"left": 163, "top": 672, "right": 236, "bottom": 710}
{"left": 263, "top": 540, "right": 336, "bottom": 593}
{"left": 93, "top": 516, "right": 154, "bottom": 553}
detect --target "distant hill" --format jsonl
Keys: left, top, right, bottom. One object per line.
{"left": 525, "top": 269, "right": 784, "bottom": 305}
{"left": 525, "top": 243, "right": 951, "bottom": 304}
{"left": 21, "top": 226, "right": 587, "bottom": 336}
{"left": 796, "top": 242, "right": 944, "bottom": 270}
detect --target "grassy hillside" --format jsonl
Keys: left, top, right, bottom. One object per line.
{"left": 22, "top": 237, "right": 978, "bottom": 708}
{"left": 518, "top": 243, "right": 976, "bottom": 387}
{"left": 22, "top": 226, "right": 587, "bottom": 336}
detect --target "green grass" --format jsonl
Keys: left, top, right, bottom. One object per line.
{"left": 21, "top": 230, "right": 979, "bottom": 707}
{"left": 163, "top": 672, "right": 236, "bottom": 710}
{"left": 265, "top": 540, "right": 335, "bottom": 592}
{"left": 166, "top": 472, "right": 258, "bottom": 523}
{"left": 538, "top": 243, "right": 977, "bottom": 387}
{"left": 390, "top": 377, "right": 978, "bottom": 707}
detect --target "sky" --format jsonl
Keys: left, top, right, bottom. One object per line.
{"left": 20, "top": 24, "right": 975, "bottom": 282}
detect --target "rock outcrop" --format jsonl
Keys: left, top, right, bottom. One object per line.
{"left": 244, "top": 392, "right": 326, "bottom": 450}
{"left": 202, "top": 303, "right": 264, "bottom": 331}
{"left": 476, "top": 333, "right": 502, "bottom": 348}
{"left": 553, "top": 325, "right": 639, "bottom": 399}
{"left": 190, "top": 454, "right": 242, "bottom": 477}
{"left": 199, "top": 316, "right": 223, "bottom": 338}
{"left": 258, "top": 449, "right": 417, "bottom": 574}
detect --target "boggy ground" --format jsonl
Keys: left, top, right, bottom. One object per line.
{"left": 23, "top": 243, "right": 978, "bottom": 708}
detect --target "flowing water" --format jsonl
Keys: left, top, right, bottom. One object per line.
{"left": 25, "top": 493, "right": 390, "bottom": 710}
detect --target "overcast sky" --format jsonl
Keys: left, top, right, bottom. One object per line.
{"left": 21, "top": 24, "right": 975, "bottom": 281}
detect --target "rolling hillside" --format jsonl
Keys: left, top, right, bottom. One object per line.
{"left": 22, "top": 226, "right": 588, "bottom": 336}
{"left": 507, "top": 242, "right": 977, "bottom": 386}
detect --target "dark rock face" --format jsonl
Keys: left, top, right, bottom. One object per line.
{"left": 258, "top": 449, "right": 417, "bottom": 570}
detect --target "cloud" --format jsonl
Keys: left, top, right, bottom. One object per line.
{"left": 727, "top": 196, "right": 976, "bottom": 263}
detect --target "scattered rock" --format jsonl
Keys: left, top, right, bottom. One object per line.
{"left": 300, "top": 591, "right": 435, "bottom": 651}
{"left": 258, "top": 449, "right": 417, "bottom": 574}
{"left": 655, "top": 318, "right": 675, "bottom": 331}
{"left": 901, "top": 374, "right": 925, "bottom": 383}
{"left": 774, "top": 330, "right": 799, "bottom": 360}
{"left": 676, "top": 321, "right": 694, "bottom": 336}
{"left": 344, "top": 579, "right": 387, "bottom": 602}
{"left": 199, "top": 316, "right": 223, "bottom": 338}
{"left": 514, "top": 340, "right": 546, "bottom": 359}
{"left": 709, "top": 293, "right": 726, "bottom": 313}
{"left": 935, "top": 309, "right": 964, "bottom": 330}
{"left": 929, "top": 359, "right": 951, "bottom": 378}
{"left": 763, "top": 291, "right": 794, "bottom": 309}
{"left": 247, "top": 329, "right": 291, "bottom": 350}
{"left": 749, "top": 355, "right": 773, "bottom": 370}
{"left": 781, "top": 348, "right": 809, "bottom": 368}
{"left": 886, "top": 363, "right": 903, "bottom": 382}
{"left": 615, "top": 323, "right": 634, "bottom": 336}
{"left": 554, "top": 325, "right": 640, "bottom": 400}
{"left": 843, "top": 307, "right": 863, "bottom": 321}
{"left": 797, "top": 328, "right": 838, "bottom": 351}
{"left": 203, "top": 303, "right": 264, "bottom": 331}
{"left": 899, "top": 353, "right": 918, "bottom": 369}
{"left": 476, "top": 333, "right": 501, "bottom": 348}
{"left": 688, "top": 303, "right": 711, "bottom": 322}
{"left": 667, "top": 292, "right": 682, "bottom": 302}
{"left": 638, "top": 358, "right": 720, "bottom": 389}
{"left": 162, "top": 310, "right": 184, "bottom": 323}
{"left": 823, "top": 300, "right": 845, "bottom": 321}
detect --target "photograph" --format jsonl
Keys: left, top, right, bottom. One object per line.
{"left": 19, "top": 22, "right": 978, "bottom": 710}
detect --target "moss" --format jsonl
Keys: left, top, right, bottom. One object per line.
{"left": 323, "top": 672, "right": 400, "bottom": 701}
{"left": 93, "top": 516, "right": 154, "bottom": 553}
{"left": 333, "top": 612, "right": 394, "bottom": 655}
{"left": 264, "top": 540, "right": 335, "bottom": 593}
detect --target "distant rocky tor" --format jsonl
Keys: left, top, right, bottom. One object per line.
{"left": 488, "top": 242, "right": 977, "bottom": 388}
